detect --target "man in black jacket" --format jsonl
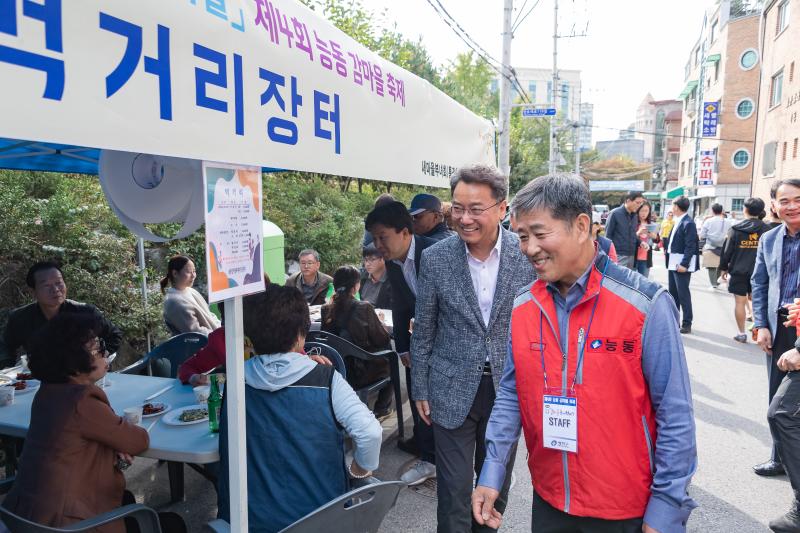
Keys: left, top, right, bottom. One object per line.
{"left": 0, "top": 262, "right": 123, "bottom": 367}
{"left": 667, "top": 196, "right": 700, "bottom": 334}
{"left": 719, "top": 197, "right": 769, "bottom": 343}
{"left": 409, "top": 193, "right": 455, "bottom": 242}
{"left": 603, "top": 191, "right": 644, "bottom": 269}
{"left": 365, "top": 201, "right": 437, "bottom": 486}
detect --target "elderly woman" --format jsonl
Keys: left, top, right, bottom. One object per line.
{"left": 1, "top": 313, "right": 175, "bottom": 532}
{"left": 218, "top": 284, "right": 382, "bottom": 532}
{"left": 161, "top": 255, "right": 220, "bottom": 335}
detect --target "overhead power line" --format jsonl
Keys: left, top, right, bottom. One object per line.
{"left": 589, "top": 124, "right": 756, "bottom": 145}
{"left": 512, "top": 0, "right": 542, "bottom": 32}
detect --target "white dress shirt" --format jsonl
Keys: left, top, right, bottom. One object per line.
{"left": 466, "top": 230, "right": 503, "bottom": 328}
{"left": 393, "top": 236, "right": 417, "bottom": 297}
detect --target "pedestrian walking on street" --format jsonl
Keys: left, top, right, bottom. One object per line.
{"left": 634, "top": 201, "right": 659, "bottom": 278}
{"left": 411, "top": 165, "right": 535, "bottom": 532}
{"left": 471, "top": 174, "right": 697, "bottom": 533}
{"left": 699, "top": 203, "right": 731, "bottom": 288}
{"left": 660, "top": 210, "right": 675, "bottom": 269}
{"left": 752, "top": 179, "right": 800, "bottom": 482}
{"left": 603, "top": 191, "right": 644, "bottom": 269}
{"left": 718, "top": 197, "right": 768, "bottom": 343}
{"left": 667, "top": 196, "right": 699, "bottom": 334}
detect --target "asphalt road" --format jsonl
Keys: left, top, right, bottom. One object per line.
{"left": 125, "top": 252, "right": 791, "bottom": 532}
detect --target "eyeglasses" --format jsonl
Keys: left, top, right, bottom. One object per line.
{"left": 90, "top": 338, "right": 107, "bottom": 359}
{"left": 451, "top": 200, "right": 502, "bottom": 218}
{"left": 299, "top": 261, "right": 318, "bottom": 267}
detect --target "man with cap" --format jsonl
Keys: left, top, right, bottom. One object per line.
{"left": 410, "top": 193, "right": 455, "bottom": 242}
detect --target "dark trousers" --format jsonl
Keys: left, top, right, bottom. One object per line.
{"left": 530, "top": 491, "right": 643, "bottom": 533}
{"left": 767, "top": 315, "right": 799, "bottom": 462}
{"left": 668, "top": 270, "right": 693, "bottom": 326}
{"left": 122, "top": 491, "right": 187, "bottom": 533}
{"left": 662, "top": 238, "right": 670, "bottom": 269}
{"left": 433, "top": 375, "right": 515, "bottom": 533}
{"left": 769, "top": 371, "right": 800, "bottom": 492}
{"left": 407, "top": 367, "right": 436, "bottom": 464}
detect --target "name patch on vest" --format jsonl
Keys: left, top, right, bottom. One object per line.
{"left": 587, "top": 337, "right": 638, "bottom": 355}
{"left": 530, "top": 340, "right": 545, "bottom": 351}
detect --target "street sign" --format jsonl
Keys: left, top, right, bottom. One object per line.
{"left": 522, "top": 108, "right": 557, "bottom": 117}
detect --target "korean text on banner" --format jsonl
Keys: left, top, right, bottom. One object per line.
{"left": 702, "top": 102, "right": 719, "bottom": 137}
{"left": 698, "top": 150, "right": 716, "bottom": 186}
{"left": 203, "top": 162, "right": 265, "bottom": 303}
{"left": 0, "top": 1, "right": 495, "bottom": 186}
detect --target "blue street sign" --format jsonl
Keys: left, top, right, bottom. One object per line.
{"left": 522, "top": 108, "right": 556, "bottom": 117}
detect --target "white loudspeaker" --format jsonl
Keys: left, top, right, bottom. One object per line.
{"left": 99, "top": 150, "right": 205, "bottom": 242}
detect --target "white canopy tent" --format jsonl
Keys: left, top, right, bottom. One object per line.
{"left": 0, "top": 1, "right": 495, "bottom": 530}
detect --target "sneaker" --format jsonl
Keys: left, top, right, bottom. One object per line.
{"left": 734, "top": 334, "right": 748, "bottom": 344}
{"left": 400, "top": 460, "right": 436, "bottom": 486}
{"left": 374, "top": 408, "right": 394, "bottom": 422}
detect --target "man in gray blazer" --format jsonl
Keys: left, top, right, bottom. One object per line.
{"left": 411, "top": 165, "right": 536, "bottom": 532}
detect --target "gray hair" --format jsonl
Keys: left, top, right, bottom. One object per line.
{"left": 510, "top": 173, "right": 592, "bottom": 224}
{"left": 298, "top": 249, "right": 320, "bottom": 262}
{"left": 450, "top": 164, "right": 508, "bottom": 202}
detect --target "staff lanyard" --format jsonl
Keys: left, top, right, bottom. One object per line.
{"left": 539, "top": 256, "right": 609, "bottom": 393}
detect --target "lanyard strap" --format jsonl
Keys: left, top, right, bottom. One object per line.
{"left": 539, "top": 255, "right": 610, "bottom": 393}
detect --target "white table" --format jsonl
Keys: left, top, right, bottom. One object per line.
{"left": 0, "top": 373, "right": 219, "bottom": 464}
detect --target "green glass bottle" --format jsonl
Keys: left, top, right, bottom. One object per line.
{"left": 325, "top": 282, "right": 335, "bottom": 303}
{"left": 208, "top": 374, "right": 221, "bottom": 433}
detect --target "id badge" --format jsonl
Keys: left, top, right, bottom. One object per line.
{"left": 542, "top": 389, "right": 578, "bottom": 453}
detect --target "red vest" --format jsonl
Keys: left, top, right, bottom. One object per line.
{"left": 511, "top": 254, "right": 659, "bottom": 519}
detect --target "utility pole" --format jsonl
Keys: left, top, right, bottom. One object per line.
{"left": 548, "top": 0, "right": 559, "bottom": 175}
{"left": 498, "top": 0, "right": 514, "bottom": 178}
{"left": 574, "top": 81, "right": 581, "bottom": 176}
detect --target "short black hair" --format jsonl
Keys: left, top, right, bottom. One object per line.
{"left": 26, "top": 261, "right": 63, "bottom": 289}
{"left": 744, "top": 197, "right": 765, "bottom": 217}
{"left": 711, "top": 203, "right": 724, "bottom": 215}
{"left": 625, "top": 191, "right": 644, "bottom": 202}
{"left": 771, "top": 178, "right": 800, "bottom": 199}
{"left": 362, "top": 244, "right": 382, "bottom": 258}
{"left": 672, "top": 195, "right": 690, "bottom": 212}
{"left": 243, "top": 284, "right": 310, "bottom": 355}
{"left": 364, "top": 201, "right": 413, "bottom": 234}
{"left": 29, "top": 313, "right": 99, "bottom": 383}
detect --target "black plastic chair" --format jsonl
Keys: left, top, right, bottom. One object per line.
{"left": 305, "top": 331, "right": 404, "bottom": 441}
{"left": 0, "top": 478, "right": 162, "bottom": 532}
{"left": 304, "top": 342, "right": 347, "bottom": 379}
{"left": 204, "top": 481, "right": 405, "bottom": 533}
{"left": 119, "top": 332, "right": 208, "bottom": 378}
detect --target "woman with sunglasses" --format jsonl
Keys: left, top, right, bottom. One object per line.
{"left": 2, "top": 313, "right": 185, "bottom": 532}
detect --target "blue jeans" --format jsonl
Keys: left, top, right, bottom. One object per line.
{"left": 635, "top": 260, "right": 650, "bottom": 278}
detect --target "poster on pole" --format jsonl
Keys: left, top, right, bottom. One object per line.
{"left": 698, "top": 150, "right": 716, "bottom": 186}
{"left": 203, "top": 162, "right": 265, "bottom": 303}
{"left": 702, "top": 102, "right": 719, "bottom": 137}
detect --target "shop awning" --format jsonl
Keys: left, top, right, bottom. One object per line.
{"left": 678, "top": 81, "right": 699, "bottom": 100}
{"left": 643, "top": 191, "right": 661, "bottom": 200}
{"left": 662, "top": 186, "right": 687, "bottom": 199}
{"left": 706, "top": 54, "right": 721, "bottom": 64}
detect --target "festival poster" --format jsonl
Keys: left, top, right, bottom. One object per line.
{"left": 203, "top": 162, "right": 265, "bottom": 303}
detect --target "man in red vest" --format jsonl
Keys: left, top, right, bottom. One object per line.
{"left": 471, "top": 174, "right": 697, "bottom": 532}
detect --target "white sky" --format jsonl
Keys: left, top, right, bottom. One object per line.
{"left": 368, "top": 0, "right": 713, "bottom": 143}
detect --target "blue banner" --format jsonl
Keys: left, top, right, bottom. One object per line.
{"left": 702, "top": 101, "right": 719, "bottom": 137}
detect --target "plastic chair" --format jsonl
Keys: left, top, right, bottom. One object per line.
{"left": 304, "top": 342, "right": 347, "bottom": 379}
{"left": 119, "top": 332, "right": 208, "bottom": 378}
{"left": 305, "top": 331, "right": 404, "bottom": 441}
{"left": 204, "top": 481, "right": 404, "bottom": 533}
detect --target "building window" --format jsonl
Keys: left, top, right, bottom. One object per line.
{"left": 689, "top": 158, "right": 694, "bottom": 175}
{"left": 690, "top": 120, "right": 696, "bottom": 136}
{"left": 795, "top": 138, "right": 799, "bottom": 158}
{"left": 682, "top": 127, "right": 687, "bottom": 143}
{"left": 680, "top": 161, "right": 686, "bottom": 176}
{"left": 714, "top": 61, "right": 720, "bottom": 82}
{"left": 740, "top": 49, "right": 759, "bottom": 70}
{"left": 784, "top": 141, "right": 789, "bottom": 161}
{"left": 694, "top": 47, "right": 700, "bottom": 67}
{"left": 711, "top": 19, "right": 718, "bottom": 42}
{"left": 791, "top": 62, "right": 796, "bottom": 83}
{"left": 771, "top": 70, "right": 785, "bottom": 107}
{"left": 777, "top": 0, "right": 790, "bottom": 35}
{"left": 528, "top": 81, "right": 537, "bottom": 101}
{"left": 561, "top": 83, "right": 569, "bottom": 113}
{"left": 731, "top": 198, "right": 745, "bottom": 212}
{"left": 736, "top": 98, "right": 755, "bottom": 119}
{"left": 732, "top": 149, "right": 751, "bottom": 169}
{"left": 763, "top": 142, "right": 778, "bottom": 175}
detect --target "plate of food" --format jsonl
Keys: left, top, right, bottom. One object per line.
{"left": 11, "top": 379, "right": 40, "bottom": 394}
{"left": 162, "top": 404, "right": 208, "bottom": 426}
{"left": 142, "top": 402, "right": 171, "bottom": 418}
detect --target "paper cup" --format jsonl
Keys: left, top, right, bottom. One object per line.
{"left": 193, "top": 385, "right": 210, "bottom": 404}
{"left": 123, "top": 406, "right": 143, "bottom": 426}
{"left": 0, "top": 387, "right": 14, "bottom": 407}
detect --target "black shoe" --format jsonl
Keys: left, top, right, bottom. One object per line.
{"left": 374, "top": 408, "right": 394, "bottom": 422}
{"left": 770, "top": 497, "right": 800, "bottom": 532}
{"left": 680, "top": 325, "right": 692, "bottom": 334}
{"left": 754, "top": 460, "right": 786, "bottom": 477}
{"left": 397, "top": 438, "right": 420, "bottom": 457}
